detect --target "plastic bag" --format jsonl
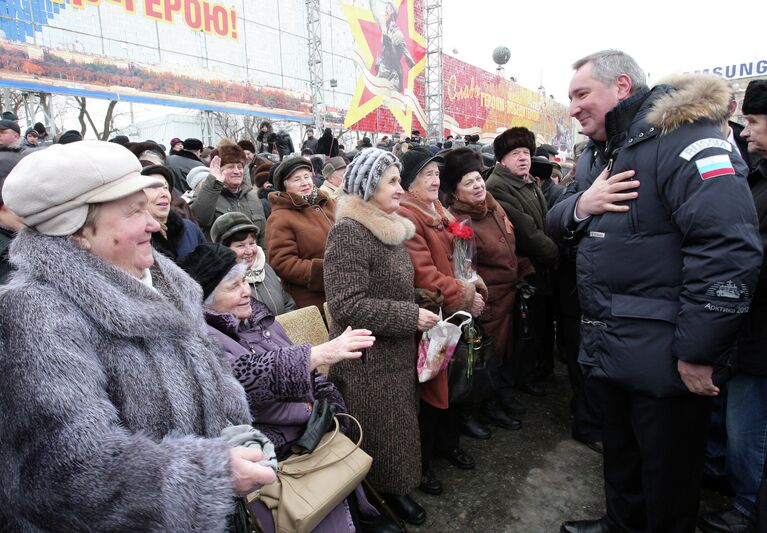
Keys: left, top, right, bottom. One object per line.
{"left": 417, "top": 310, "right": 473, "bottom": 383}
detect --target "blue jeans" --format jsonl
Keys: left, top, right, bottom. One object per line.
{"left": 726, "top": 373, "right": 767, "bottom": 518}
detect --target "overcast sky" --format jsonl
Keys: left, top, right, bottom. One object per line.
{"left": 442, "top": 0, "right": 767, "bottom": 104}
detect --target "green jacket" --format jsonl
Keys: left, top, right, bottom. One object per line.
{"left": 485, "top": 164, "right": 558, "bottom": 268}
{"left": 191, "top": 175, "right": 266, "bottom": 248}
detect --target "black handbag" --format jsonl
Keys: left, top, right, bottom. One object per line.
{"left": 448, "top": 321, "right": 498, "bottom": 404}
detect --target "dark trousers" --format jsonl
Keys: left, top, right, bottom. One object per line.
{"left": 500, "top": 289, "right": 553, "bottom": 388}
{"left": 560, "top": 314, "right": 602, "bottom": 442}
{"left": 592, "top": 379, "right": 712, "bottom": 533}
{"left": 419, "top": 400, "right": 460, "bottom": 472}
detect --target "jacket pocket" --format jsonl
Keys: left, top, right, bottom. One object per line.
{"left": 611, "top": 294, "right": 679, "bottom": 324}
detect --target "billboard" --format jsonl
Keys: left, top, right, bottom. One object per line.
{"left": 0, "top": 0, "right": 371, "bottom": 121}
{"left": 442, "top": 54, "right": 575, "bottom": 152}
{"left": 0, "top": 0, "right": 575, "bottom": 147}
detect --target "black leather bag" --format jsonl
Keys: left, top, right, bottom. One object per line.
{"left": 448, "top": 321, "right": 498, "bottom": 404}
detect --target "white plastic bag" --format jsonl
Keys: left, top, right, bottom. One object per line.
{"left": 416, "top": 310, "right": 473, "bottom": 383}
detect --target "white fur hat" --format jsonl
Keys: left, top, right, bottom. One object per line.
{"left": 342, "top": 148, "right": 400, "bottom": 201}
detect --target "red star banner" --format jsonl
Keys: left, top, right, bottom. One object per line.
{"left": 341, "top": 0, "right": 427, "bottom": 133}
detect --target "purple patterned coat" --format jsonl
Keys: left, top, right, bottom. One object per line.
{"left": 204, "top": 298, "right": 345, "bottom": 455}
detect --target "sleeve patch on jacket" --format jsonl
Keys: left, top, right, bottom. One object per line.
{"left": 695, "top": 154, "right": 735, "bottom": 180}
{"left": 705, "top": 280, "right": 750, "bottom": 300}
{"left": 679, "top": 138, "right": 732, "bottom": 161}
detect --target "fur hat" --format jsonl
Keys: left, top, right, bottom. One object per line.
{"left": 251, "top": 162, "right": 273, "bottom": 188}
{"left": 493, "top": 127, "right": 536, "bottom": 162}
{"left": 440, "top": 148, "right": 484, "bottom": 194}
{"left": 399, "top": 146, "right": 444, "bottom": 190}
{"left": 342, "top": 148, "right": 400, "bottom": 201}
{"left": 125, "top": 141, "right": 165, "bottom": 161}
{"left": 109, "top": 135, "right": 130, "bottom": 145}
{"left": 237, "top": 139, "right": 256, "bottom": 153}
{"left": 178, "top": 243, "right": 238, "bottom": 300}
{"left": 183, "top": 138, "right": 203, "bottom": 151}
{"left": 743, "top": 80, "right": 767, "bottom": 116}
{"left": 141, "top": 164, "right": 175, "bottom": 191}
{"left": 217, "top": 139, "right": 247, "bottom": 167}
{"left": 58, "top": 130, "right": 83, "bottom": 144}
{"left": 273, "top": 156, "right": 312, "bottom": 192}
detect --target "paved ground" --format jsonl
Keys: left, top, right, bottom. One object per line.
{"left": 391, "top": 362, "right": 728, "bottom": 533}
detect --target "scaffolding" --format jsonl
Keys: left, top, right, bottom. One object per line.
{"left": 305, "top": 0, "right": 325, "bottom": 131}
{"left": 423, "top": 0, "right": 443, "bottom": 143}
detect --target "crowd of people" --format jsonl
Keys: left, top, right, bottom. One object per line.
{"left": 0, "top": 49, "right": 766, "bottom": 533}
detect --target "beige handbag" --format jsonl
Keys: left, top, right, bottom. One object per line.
{"left": 246, "top": 413, "right": 372, "bottom": 533}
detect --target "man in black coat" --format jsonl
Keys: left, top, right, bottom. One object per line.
{"left": 550, "top": 51, "right": 762, "bottom": 533}
{"left": 166, "top": 137, "right": 205, "bottom": 193}
{"left": 699, "top": 79, "right": 767, "bottom": 533}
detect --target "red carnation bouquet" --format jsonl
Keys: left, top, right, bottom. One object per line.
{"left": 447, "top": 219, "right": 477, "bottom": 283}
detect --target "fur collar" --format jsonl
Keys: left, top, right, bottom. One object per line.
{"left": 398, "top": 191, "right": 455, "bottom": 227}
{"left": 268, "top": 190, "right": 330, "bottom": 211}
{"left": 648, "top": 74, "right": 731, "bottom": 134}
{"left": 170, "top": 149, "right": 203, "bottom": 163}
{"left": 335, "top": 194, "right": 415, "bottom": 245}
{"left": 7, "top": 229, "right": 206, "bottom": 339}
{"left": 448, "top": 191, "right": 500, "bottom": 220}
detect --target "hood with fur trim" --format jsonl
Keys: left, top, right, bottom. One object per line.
{"left": 647, "top": 74, "right": 731, "bottom": 134}
{"left": 334, "top": 194, "right": 415, "bottom": 245}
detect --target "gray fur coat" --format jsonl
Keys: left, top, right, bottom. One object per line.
{"left": 0, "top": 229, "right": 251, "bottom": 532}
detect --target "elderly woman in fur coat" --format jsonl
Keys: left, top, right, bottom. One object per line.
{"left": 0, "top": 141, "right": 276, "bottom": 531}
{"left": 396, "top": 146, "right": 487, "bottom": 500}
{"left": 324, "top": 148, "right": 440, "bottom": 526}
{"left": 179, "top": 243, "right": 397, "bottom": 533}
{"left": 442, "top": 148, "right": 524, "bottom": 434}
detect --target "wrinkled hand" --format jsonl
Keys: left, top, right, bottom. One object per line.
{"left": 677, "top": 360, "right": 719, "bottom": 396}
{"left": 417, "top": 308, "right": 440, "bottom": 331}
{"left": 310, "top": 326, "right": 375, "bottom": 369}
{"left": 470, "top": 292, "right": 485, "bottom": 317}
{"left": 230, "top": 446, "right": 276, "bottom": 493}
{"left": 209, "top": 155, "right": 224, "bottom": 183}
{"left": 575, "top": 167, "right": 638, "bottom": 219}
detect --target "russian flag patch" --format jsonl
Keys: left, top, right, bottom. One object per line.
{"left": 695, "top": 154, "right": 735, "bottom": 180}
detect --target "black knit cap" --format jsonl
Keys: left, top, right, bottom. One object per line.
{"left": 493, "top": 127, "right": 536, "bottom": 162}
{"left": 178, "top": 243, "right": 238, "bottom": 300}
{"left": 399, "top": 145, "right": 445, "bottom": 190}
{"left": 742, "top": 80, "right": 767, "bottom": 116}
{"left": 273, "top": 156, "right": 313, "bottom": 192}
{"left": 141, "top": 164, "right": 175, "bottom": 191}
{"left": 440, "top": 147, "right": 484, "bottom": 194}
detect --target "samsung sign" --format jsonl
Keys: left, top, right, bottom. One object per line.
{"left": 688, "top": 59, "right": 767, "bottom": 80}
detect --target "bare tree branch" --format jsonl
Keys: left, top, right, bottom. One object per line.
{"left": 101, "top": 100, "right": 117, "bottom": 140}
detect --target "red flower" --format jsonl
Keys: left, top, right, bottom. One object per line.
{"left": 448, "top": 221, "right": 474, "bottom": 239}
